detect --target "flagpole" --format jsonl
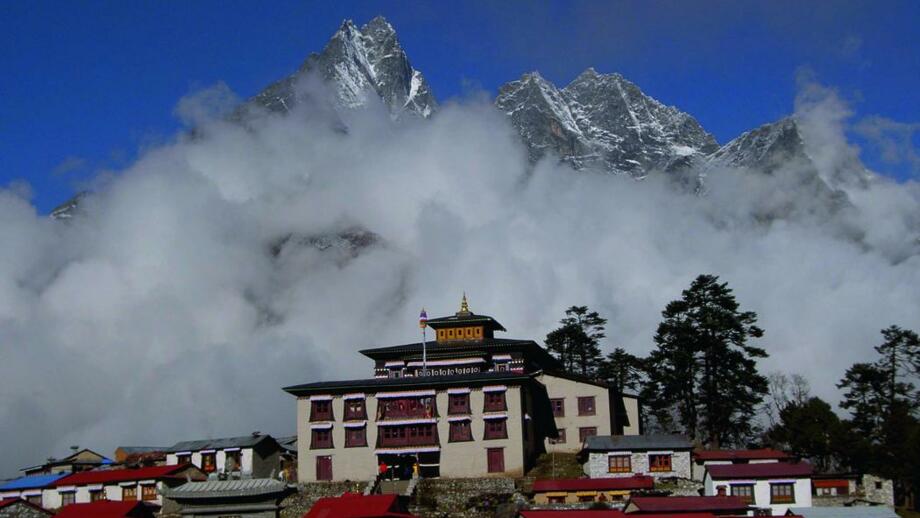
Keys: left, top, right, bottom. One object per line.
{"left": 419, "top": 308, "right": 428, "bottom": 376}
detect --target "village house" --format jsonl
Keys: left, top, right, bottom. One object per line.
{"left": 622, "top": 495, "right": 750, "bottom": 515}
{"left": 284, "top": 297, "right": 638, "bottom": 482}
{"left": 0, "top": 498, "right": 53, "bottom": 518}
{"left": 537, "top": 370, "right": 640, "bottom": 452}
{"left": 42, "top": 464, "right": 205, "bottom": 509}
{"left": 0, "top": 474, "right": 66, "bottom": 507}
{"left": 580, "top": 435, "right": 693, "bottom": 480}
{"left": 703, "top": 461, "right": 813, "bottom": 515}
{"left": 691, "top": 448, "right": 792, "bottom": 481}
{"left": 161, "top": 478, "right": 294, "bottom": 517}
{"left": 20, "top": 448, "right": 112, "bottom": 476}
{"left": 164, "top": 433, "right": 284, "bottom": 478}
{"left": 810, "top": 473, "right": 894, "bottom": 507}
{"left": 531, "top": 475, "right": 654, "bottom": 504}
{"left": 114, "top": 447, "right": 168, "bottom": 465}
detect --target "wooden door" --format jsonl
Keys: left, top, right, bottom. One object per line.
{"left": 487, "top": 448, "right": 504, "bottom": 473}
{"left": 316, "top": 455, "right": 333, "bottom": 481}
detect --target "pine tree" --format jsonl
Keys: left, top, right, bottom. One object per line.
{"left": 544, "top": 306, "right": 606, "bottom": 377}
{"left": 767, "top": 396, "right": 842, "bottom": 472}
{"left": 644, "top": 274, "right": 768, "bottom": 447}
{"left": 598, "top": 347, "right": 644, "bottom": 393}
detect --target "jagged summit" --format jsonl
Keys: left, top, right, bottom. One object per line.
{"left": 247, "top": 16, "right": 436, "bottom": 118}
{"left": 708, "top": 117, "right": 808, "bottom": 173}
{"left": 496, "top": 68, "right": 719, "bottom": 175}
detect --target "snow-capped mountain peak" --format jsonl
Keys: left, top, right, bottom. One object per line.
{"left": 496, "top": 68, "right": 718, "bottom": 175}
{"left": 246, "top": 16, "right": 436, "bottom": 118}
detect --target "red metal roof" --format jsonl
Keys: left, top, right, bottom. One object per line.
{"left": 694, "top": 448, "right": 791, "bottom": 462}
{"left": 54, "top": 500, "right": 156, "bottom": 518}
{"left": 52, "top": 464, "right": 192, "bottom": 486}
{"left": 706, "top": 461, "right": 813, "bottom": 479}
{"left": 628, "top": 496, "right": 749, "bottom": 512}
{"left": 532, "top": 476, "right": 655, "bottom": 492}
{"left": 304, "top": 493, "right": 417, "bottom": 518}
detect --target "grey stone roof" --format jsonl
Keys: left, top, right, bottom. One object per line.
{"left": 162, "top": 478, "right": 290, "bottom": 499}
{"left": 166, "top": 434, "right": 275, "bottom": 454}
{"left": 583, "top": 434, "right": 693, "bottom": 452}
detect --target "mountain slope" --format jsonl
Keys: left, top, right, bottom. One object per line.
{"left": 495, "top": 69, "right": 719, "bottom": 175}
{"left": 247, "top": 16, "right": 436, "bottom": 118}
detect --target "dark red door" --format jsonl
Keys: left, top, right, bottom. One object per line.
{"left": 316, "top": 455, "right": 333, "bottom": 481}
{"left": 487, "top": 448, "right": 504, "bottom": 473}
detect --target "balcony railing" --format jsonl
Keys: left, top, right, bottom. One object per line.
{"left": 376, "top": 424, "right": 439, "bottom": 448}
{"left": 376, "top": 397, "right": 437, "bottom": 421}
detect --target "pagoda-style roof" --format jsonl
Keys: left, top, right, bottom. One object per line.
{"left": 359, "top": 338, "right": 559, "bottom": 368}
{"left": 424, "top": 312, "right": 506, "bottom": 332}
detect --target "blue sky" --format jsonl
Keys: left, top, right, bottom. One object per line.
{"left": 2, "top": 0, "right": 918, "bottom": 213}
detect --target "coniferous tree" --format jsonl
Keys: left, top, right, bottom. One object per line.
{"left": 544, "top": 306, "right": 606, "bottom": 377}
{"left": 598, "top": 347, "right": 644, "bottom": 393}
{"left": 643, "top": 274, "right": 768, "bottom": 447}
{"left": 767, "top": 396, "right": 842, "bottom": 472}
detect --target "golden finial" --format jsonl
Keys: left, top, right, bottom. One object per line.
{"left": 458, "top": 292, "right": 471, "bottom": 315}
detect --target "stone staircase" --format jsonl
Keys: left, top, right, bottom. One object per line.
{"left": 379, "top": 479, "right": 412, "bottom": 495}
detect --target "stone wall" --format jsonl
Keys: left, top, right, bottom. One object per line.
{"left": 813, "top": 474, "right": 895, "bottom": 508}
{"left": 0, "top": 502, "right": 51, "bottom": 518}
{"left": 409, "top": 478, "right": 523, "bottom": 518}
{"left": 279, "top": 480, "right": 367, "bottom": 518}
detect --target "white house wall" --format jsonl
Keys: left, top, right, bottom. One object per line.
{"left": 705, "top": 475, "right": 811, "bottom": 515}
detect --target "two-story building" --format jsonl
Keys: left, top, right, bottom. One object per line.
{"left": 164, "top": 434, "right": 284, "bottom": 478}
{"left": 691, "top": 448, "right": 792, "bottom": 481}
{"left": 42, "top": 464, "right": 204, "bottom": 509}
{"left": 283, "top": 297, "right": 638, "bottom": 482}
{"left": 703, "top": 461, "right": 813, "bottom": 515}
{"left": 20, "top": 449, "right": 112, "bottom": 476}
{"left": 580, "top": 435, "right": 694, "bottom": 480}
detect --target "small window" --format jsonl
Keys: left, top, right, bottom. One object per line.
{"left": 875, "top": 481, "right": 883, "bottom": 490}
{"left": 484, "top": 391, "right": 507, "bottom": 412}
{"left": 26, "top": 494, "right": 41, "bottom": 506}
{"left": 345, "top": 426, "right": 367, "bottom": 447}
{"left": 90, "top": 489, "right": 104, "bottom": 502}
{"left": 484, "top": 418, "right": 508, "bottom": 440}
{"left": 608, "top": 455, "right": 631, "bottom": 473}
{"left": 578, "top": 495, "right": 595, "bottom": 502}
{"left": 449, "top": 420, "right": 473, "bottom": 442}
{"left": 141, "top": 484, "right": 157, "bottom": 501}
{"left": 176, "top": 454, "right": 191, "bottom": 466}
{"left": 731, "top": 484, "right": 755, "bottom": 505}
{"left": 310, "top": 400, "right": 333, "bottom": 421}
{"left": 771, "top": 483, "right": 795, "bottom": 504}
{"left": 60, "top": 492, "right": 75, "bottom": 506}
{"left": 449, "top": 393, "right": 471, "bottom": 415}
{"left": 225, "top": 450, "right": 242, "bottom": 471}
{"left": 201, "top": 452, "right": 216, "bottom": 473}
{"left": 311, "top": 428, "right": 334, "bottom": 449}
{"left": 123, "top": 486, "right": 137, "bottom": 501}
{"left": 548, "top": 495, "right": 565, "bottom": 504}
{"left": 578, "top": 426, "right": 597, "bottom": 443}
{"left": 550, "top": 398, "right": 565, "bottom": 417}
{"left": 649, "top": 454, "right": 672, "bottom": 472}
{"left": 577, "top": 396, "right": 596, "bottom": 416}
{"left": 345, "top": 399, "right": 367, "bottom": 420}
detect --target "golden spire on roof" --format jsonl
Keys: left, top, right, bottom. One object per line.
{"left": 457, "top": 292, "right": 471, "bottom": 316}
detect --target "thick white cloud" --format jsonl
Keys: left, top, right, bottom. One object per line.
{"left": 0, "top": 78, "right": 918, "bottom": 475}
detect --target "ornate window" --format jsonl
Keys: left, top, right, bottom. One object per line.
{"left": 448, "top": 393, "right": 470, "bottom": 415}
{"left": 141, "top": 484, "right": 157, "bottom": 501}
{"left": 484, "top": 418, "right": 508, "bottom": 440}
{"left": 449, "top": 420, "right": 473, "bottom": 442}
{"left": 732, "top": 484, "right": 755, "bottom": 505}
{"left": 345, "top": 426, "right": 367, "bottom": 447}
{"left": 649, "top": 454, "right": 672, "bottom": 472}
{"left": 122, "top": 486, "right": 137, "bottom": 501}
{"left": 771, "top": 483, "right": 795, "bottom": 504}
{"left": 484, "top": 392, "right": 507, "bottom": 412}
{"left": 310, "top": 400, "right": 333, "bottom": 421}
{"left": 344, "top": 399, "right": 366, "bottom": 420}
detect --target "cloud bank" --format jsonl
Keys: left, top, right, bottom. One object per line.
{"left": 0, "top": 76, "right": 918, "bottom": 475}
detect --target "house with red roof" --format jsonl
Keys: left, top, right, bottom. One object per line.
{"left": 532, "top": 475, "right": 654, "bottom": 504}
{"left": 304, "top": 492, "right": 417, "bottom": 518}
{"left": 54, "top": 500, "right": 158, "bottom": 518}
{"left": 42, "top": 464, "right": 204, "bottom": 510}
{"left": 691, "top": 449, "right": 792, "bottom": 481}
{"left": 702, "top": 461, "right": 813, "bottom": 515}
{"left": 623, "top": 495, "right": 750, "bottom": 515}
